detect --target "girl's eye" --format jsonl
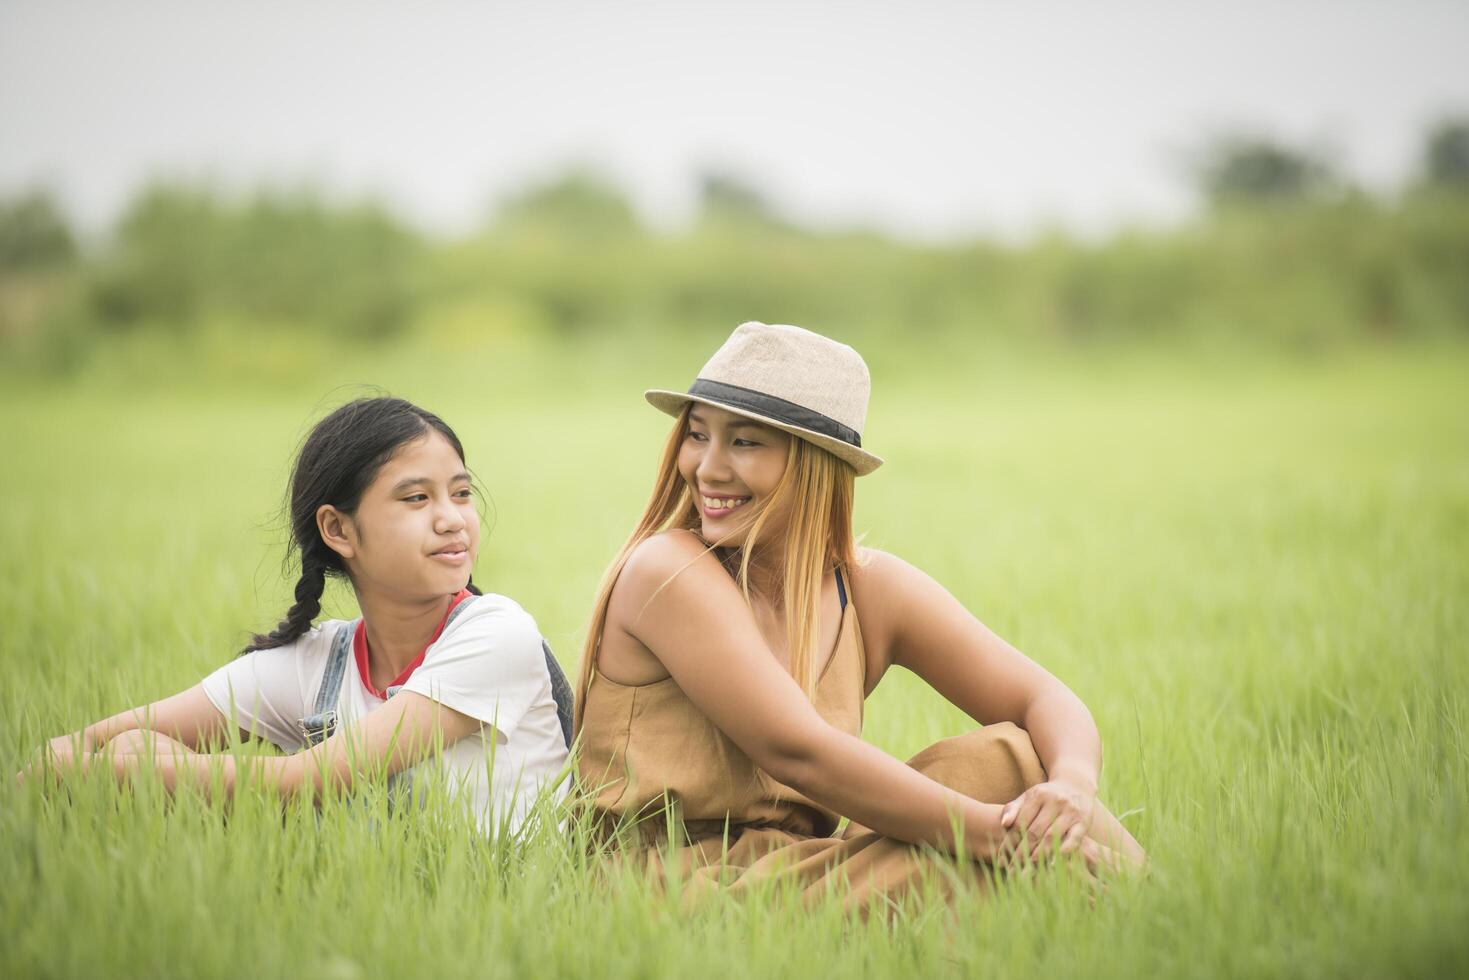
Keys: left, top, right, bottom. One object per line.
{"left": 404, "top": 494, "right": 429, "bottom": 503}
{"left": 734, "top": 439, "right": 760, "bottom": 448}
{"left": 688, "top": 431, "right": 709, "bottom": 442}
{"left": 454, "top": 488, "right": 473, "bottom": 499}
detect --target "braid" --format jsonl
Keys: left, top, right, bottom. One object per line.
{"left": 241, "top": 554, "right": 329, "bottom": 655}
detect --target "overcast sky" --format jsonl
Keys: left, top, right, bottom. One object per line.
{"left": 3, "top": 0, "right": 1467, "bottom": 240}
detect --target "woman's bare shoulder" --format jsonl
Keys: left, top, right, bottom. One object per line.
{"left": 847, "top": 549, "right": 907, "bottom": 665}
{"left": 848, "top": 548, "right": 952, "bottom": 674}
{"left": 613, "top": 530, "right": 722, "bottom": 605}
{"left": 849, "top": 546, "right": 928, "bottom": 597}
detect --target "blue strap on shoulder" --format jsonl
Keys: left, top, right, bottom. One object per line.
{"left": 298, "top": 622, "right": 354, "bottom": 746}
{"left": 541, "top": 639, "right": 575, "bottom": 749}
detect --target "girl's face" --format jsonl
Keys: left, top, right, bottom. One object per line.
{"left": 330, "top": 430, "right": 480, "bottom": 601}
{"left": 678, "top": 405, "right": 792, "bottom": 548}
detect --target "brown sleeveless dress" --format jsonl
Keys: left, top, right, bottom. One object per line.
{"left": 577, "top": 569, "right": 1048, "bottom": 911}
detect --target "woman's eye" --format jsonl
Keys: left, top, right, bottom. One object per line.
{"left": 734, "top": 439, "right": 760, "bottom": 447}
{"left": 688, "top": 431, "right": 709, "bottom": 442}
{"left": 454, "top": 488, "right": 473, "bottom": 499}
{"left": 404, "top": 494, "right": 428, "bottom": 503}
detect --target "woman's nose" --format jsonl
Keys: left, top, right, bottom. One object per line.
{"left": 696, "top": 442, "right": 733, "bottom": 483}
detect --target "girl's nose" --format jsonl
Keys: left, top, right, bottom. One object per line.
{"left": 434, "top": 500, "right": 466, "bottom": 533}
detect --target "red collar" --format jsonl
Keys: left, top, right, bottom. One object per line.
{"left": 354, "top": 589, "right": 473, "bottom": 700}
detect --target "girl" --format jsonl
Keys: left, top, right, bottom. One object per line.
{"left": 29, "top": 397, "right": 572, "bottom": 834}
{"left": 576, "top": 322, "right": 1145, "bottom": 908}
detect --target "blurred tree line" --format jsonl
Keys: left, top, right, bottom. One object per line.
{"left": 2, "top": 118, "right": 1467, "bottom": 373}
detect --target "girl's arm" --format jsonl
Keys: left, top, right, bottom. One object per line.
{"left": 88, "top": 602, "right": 543, "bottom": 801}
{"left": 609, "top": 533, "right": 1019, "bottom": 861}
{"left": 34, "top": 631, "right": 323, "bottom": 775}
{"left": 106, "top": 690, "right": 482, "bottom": 798}
{"left": 855, "top": 550, "right": 1105, "bottom": 855}
{"left": 38, "top": 684, "right": 232, "bottom": 762}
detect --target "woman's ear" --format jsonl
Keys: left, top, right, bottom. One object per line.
{"left": 317, "top": 504, "right": 356, "bottom": 561}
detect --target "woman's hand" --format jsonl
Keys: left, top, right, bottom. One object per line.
{"left": 1001, "top": 777, "right": 1097, "bottom": 858}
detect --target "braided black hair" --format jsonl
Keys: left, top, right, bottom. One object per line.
{"left": 242, "top": 397, "right": 478, "bottom": 655}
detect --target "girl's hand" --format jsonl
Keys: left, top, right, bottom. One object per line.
{"left": 1000, "top": 778, "right": 1097, "bottom": 858}
{"left": 104, "top": 730, "right": 198, "bottom": 782}
{"left": 16, "top": 731, "right": 190, "bottom": 785}
{"left": 106, "top": 729, "right": 188, "bottom": 755}
{"left": 15, "top": 733, "right": 93, "bottom": 784}
{"left": 107, "top": 730, "right": 233, "bottom": 798}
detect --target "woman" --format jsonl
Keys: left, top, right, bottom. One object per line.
{"left": 574, "top": 322, "right": 1144, "bottom": 909}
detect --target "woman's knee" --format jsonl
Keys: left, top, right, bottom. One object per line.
{"left": 984, "top": 722, "right": 1048, "bottom": 788}
{"left": 905, "top": 723, "right": 1046, "bottom": 803}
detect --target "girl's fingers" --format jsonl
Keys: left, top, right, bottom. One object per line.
{"left": 1060, "top": 821, "right": 1087, "bottom": 855}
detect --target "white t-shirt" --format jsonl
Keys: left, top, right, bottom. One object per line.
{"left": 202, "top": 593, "right": 570, "bottom": 834}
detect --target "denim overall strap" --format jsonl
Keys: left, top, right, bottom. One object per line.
{"left": 541, "top": 640, "right": 575, "bottom": 750}
{"left": 444, "top": 595, "right": 478, "bottom": 627}
{"left": 297, "top": 620, "right": 356, "bottom": 747}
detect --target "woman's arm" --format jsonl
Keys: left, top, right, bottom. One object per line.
{"left": 857, "top": 550, "right": 1104, "bottom": 854}
{"left": 609, "top": 532, "right": 1018, "bottom": 861}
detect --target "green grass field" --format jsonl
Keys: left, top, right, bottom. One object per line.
{"left": 2, "top": 340, "right": 1466, "bottom": 978}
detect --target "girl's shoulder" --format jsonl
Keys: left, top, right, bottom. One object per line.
{"left": 442, "top": 592, "right": 539, "bottom": 637}
{"left": 430, "top": 593, "right": 544, "bottom": 667}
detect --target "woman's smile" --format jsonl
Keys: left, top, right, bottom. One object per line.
{"left": 700, "top": 493, "right": 752, "bottom": 519}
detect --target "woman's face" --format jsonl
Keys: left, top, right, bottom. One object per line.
{"left": 678, "top": 404, "right": 792, "bottom": 548}
{"left": 332, "top": 430, "right": 481, "bottom": 601}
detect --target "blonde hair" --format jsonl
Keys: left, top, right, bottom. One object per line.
{"left": 572, "top": 405, "right": 858, "bottom": 734}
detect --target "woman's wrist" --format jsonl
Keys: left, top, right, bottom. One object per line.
{"left": 959, "top": 799, "right": 1011, "bottom": 860}
{"left": 1046, "top": 759, "right": 1099, "bottom": 797}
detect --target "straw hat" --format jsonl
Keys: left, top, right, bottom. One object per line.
{"left": 645, "top": 322, "right": 883, "bottom": 476}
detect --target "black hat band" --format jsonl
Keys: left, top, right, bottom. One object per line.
{"left": 686, "top": 379, "right": 863, "bottom": 449}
